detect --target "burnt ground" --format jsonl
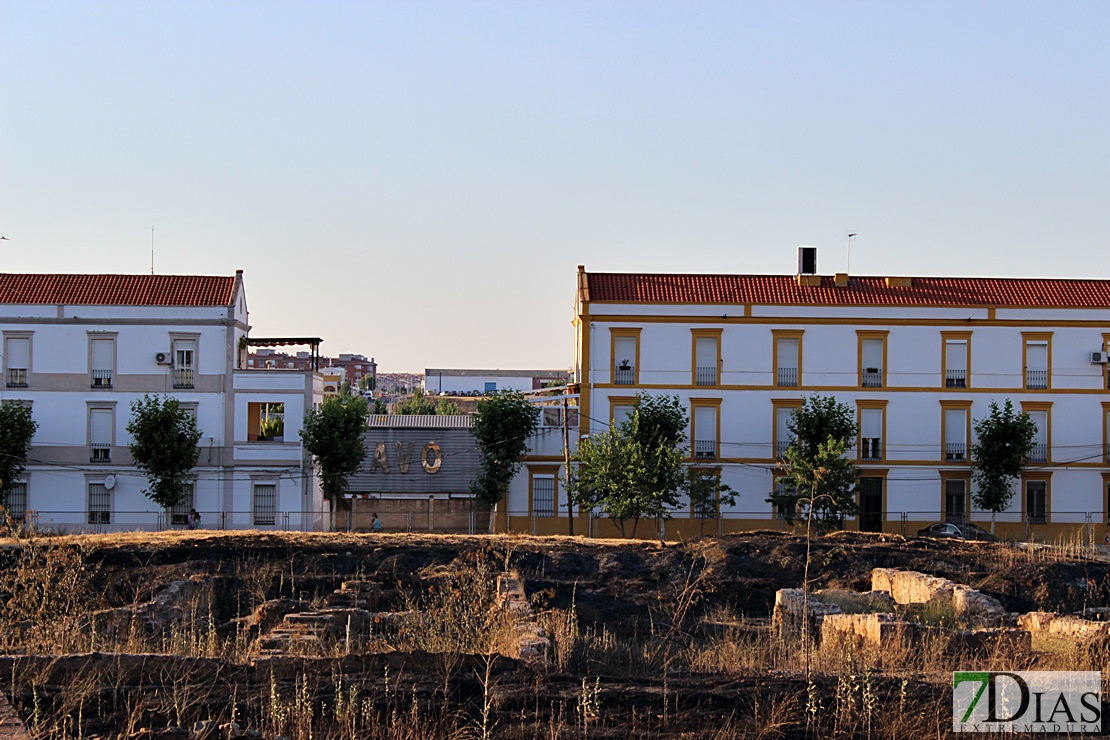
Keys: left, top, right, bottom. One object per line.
{"left": 0, "top": 529, "right": 1107, "bottom": 738}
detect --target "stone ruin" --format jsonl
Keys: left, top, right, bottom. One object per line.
{"left": 89, "top": 570, "right": 551, "bottom": 664}
{"left": 774, "top": 568, "right": 1028, "bottom": 654}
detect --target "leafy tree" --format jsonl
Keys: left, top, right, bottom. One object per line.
{"left": 357, "top": 374, "right": 376, "bottom": 392}
{"left": 395, "top": 388, "right": 438, "bottom": 415}
{"left": 469, "top": 391, "right": 540, "bottom": 509}
{"left": 0, "top": 403, "right": 37, "bottom": 505}
{"left": 435, "top": 396, "right": 462, "bottom": 415}
{"left": 372, "top": 398, "right": 388, "bottom": 415}
{"left": 300, "top": 394, "right": 368, "bottom": 515}
{"left": 568, "top": 393, "right": 736, "bottom": 537}
{"left": 127, "top": 395, "right": 202, "bottom": 508}
{"left": 769, "top": 394, "right": 858, "bottom": 530}
{"left": 972, "top": 399, "right": 1037, "bottom": 531}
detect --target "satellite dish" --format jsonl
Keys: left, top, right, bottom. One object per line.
{"left": 104, "top": 475, "right": 116, "bottom": 490}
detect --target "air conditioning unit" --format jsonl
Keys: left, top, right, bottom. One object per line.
{"left": 155, "top": 352, "right": 172, "bottom": 365}
{"left": 1091, "top": 351, "right": 1108, "bottom": 364}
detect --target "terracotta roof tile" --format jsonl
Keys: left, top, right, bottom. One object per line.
{"left": 0, "top": 274, "right": 237, "bottom": 307}
{"left": 585, "top": 273, "right": 1110, "bottom": 308}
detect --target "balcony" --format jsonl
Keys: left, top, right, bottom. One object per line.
{"left": 776, "top": 367, "right": 798, "bottom": 387}
{"left": 1025, "top": 369, "right": 1047, "bottom": 390}
{"left": 861, "top": 369, "right": 882, "bottom": 388}
{"left": 614, "top": 366, "right": 635, "bottom": 385}
{"left": 945, "top": 369, "right": 966, "bottom": 388}
{"left": 1029, "top": 443, "right": 1047, "bottom": 463}
{"left": 6, "top": 368, "right": 27, "bottom": 388}
{"left": 91, "top": 370, "right": 113, "bottom": 389}
{"left": 173, "top": 368, "right": 195, "bottom": 389}
{"left": 945, "top": 443, "right": 967, "bottom": 462}
{"left": 775, "top": 440, "right": 792, "bottom": 459}
{"left": 860, "top": 437, "right": 881, "bottom": 461}
{"left": 695, "top": 366, "right": 717, "bottom": 386}
{"left": 90, "top": 443, "right": 111, "bottom": 463}
{"left": 694, "top": 439, "right": 716, "bottom": 459}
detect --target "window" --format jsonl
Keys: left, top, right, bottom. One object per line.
{"left": 692, "top": 330, "right": 721, "bottom": 387}
{"left": 247, "top": 402, "right": 285, "bottom": 442}
{"left": 691, "top": 400, "right": 720, "bottom": 460}
{"left": 168, "top": 484, "right": 195, "bottom": 526}
{"left": 1105, "top": 475, "right": 1110, "bottom": 525}
{"left": 1103, "top": 403, "right": 1110, "bottom": 464}
{"left": 773, "top": 401, "right": 801, "bottom": 459}
{"left": 6, "top": 481, "right": 27, "bottom": 522}
{"left": 942, "top": 332, "right": 970, "bottom": 389}
{"left": 1023, "top": 333, "right": 1051, "bottom": 390}
{"left": 89, "top": 333, "right": 116, "bottom": 389}
{"left": 3, "top": 333, "right": 30, "bottom": 388}
{"left": 691, "top": 470, "right": 720, "bottom": 519}
{"left": 88, "top": 482, "right": 111, "bottom": 525}
{"left": 858, "top": 331, "right": 888, "bottom": 388}
{"left": 253, "top": 484, "right": 277, "bottom": 526}
{"left": 774, "top": 481, "right": 796, "bottom": 520}
{"left": 858, "top": 403, "right": 884, "bottom": 461}
{"left": 1025, "top": 479, "right": 1048, "bottom": 524}
{"left": 540, "top": 404, "right": 579, "bottom": 428}
{"left": 941, "top": 402, "right": 971, "bottom": 462}
{"left": 609, "top": 397, "right": 637, "bottom": 429}
{"left": 1104, "top": 333, "right": 1110, "bottom": 390}
{"left": 1022, "top": 402, "right": 1051, "bottom": 464}
{"left": 773, "top": 331, "right": 802, "bottom": 388}
{"left": 88, "top": 406, "right": 114, "bottom": 463}
{"left": 610, "top": 329, "right": 641, "bottom": 386}
{"left": 531, "top": 474, "right": 556, "bottom": 518}
{"left": 172, "top": 336, "right": 197, "bottom": 389}
{"left": 943, "top": 478, "right": 967, "bottom": 524}
{"left": 484, "top": 381, "right": 496, "bottom": 393}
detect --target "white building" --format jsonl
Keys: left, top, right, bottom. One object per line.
{"left": 500, "top": 258, "right": 1110, "bottom": 541}
{"left": 0, "top": 271, "right": 326, "bottom": 532}
{"left": 424, "top": 368, "right": 570, "bottom": 395}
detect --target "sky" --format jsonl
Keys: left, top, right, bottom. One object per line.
{"left": 2, "top": 1, "right": 1108, "bottom": 373}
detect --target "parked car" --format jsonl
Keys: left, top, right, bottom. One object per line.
{"left": 916, "top": 522, "right": 999, "bottom": 542}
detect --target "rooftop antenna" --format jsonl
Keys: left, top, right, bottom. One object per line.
{"left": 846, "top": 232, "right": 858, "bottom": 275}
{"left": 151, "top": 226, "right": 155, "bottom": 274}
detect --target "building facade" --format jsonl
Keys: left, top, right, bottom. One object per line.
{"left": 501, "top": 260, "right": 1110, "bottom": 541}
{"left": 0, "top": 272, "right": 326, "bottom": 532}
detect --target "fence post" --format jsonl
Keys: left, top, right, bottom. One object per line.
{"left": 283, "top": 511, "right": 290, "bottom": 531}
{"left": 220, "top": 511, "right": 227, "bottom": 531}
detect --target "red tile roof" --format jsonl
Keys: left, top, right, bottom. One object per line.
{"left": 0, "top": 274, "right": 237, "bottom": 306}
{"left": 584, "top": 273, "right": 1110, "bottom": 308}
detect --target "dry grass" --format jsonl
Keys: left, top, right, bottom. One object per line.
{"left": 1, "top": 531, "right": 1108, "bottom": 738}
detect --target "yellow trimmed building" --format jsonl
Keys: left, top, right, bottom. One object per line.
{"left": 500, "top": 255, "right": 1110, "bottom": 542}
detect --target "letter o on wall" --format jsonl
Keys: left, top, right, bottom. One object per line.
{"left": 422, "top": 442, "right": 442, "bottom": 474}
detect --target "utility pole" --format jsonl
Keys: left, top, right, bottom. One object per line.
{"left": 563, "top": 392, "right": 574, "bottom": 536}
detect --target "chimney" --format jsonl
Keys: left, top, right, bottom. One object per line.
{"left": 834, "top": 273, "right": 849, "bottom": 287}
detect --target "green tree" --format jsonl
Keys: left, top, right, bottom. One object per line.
{"left": 127, "top": 395, "right": 202, "bottom": 508}
{"left": 372, "top": 398, "right": 388, "bottom": 415}
{"left": 300, "top": 394, "right": 369, "bottom": 515}
{"left": 469, "top": 391, "right": 540, "bottom": 509}
{"left": 769, "top": 394, "right": 858, "bottom": 530}
{"left": 435, "top": 396, "right": 462, "bottom": 415}
{"left": 357, "top": 374, "right": 376, "bottom": 392}
{"left": 395, "top": 388, "right": 437, "bottom": 415}
{"left": 0, "top": 403, "right": 37, "bottom": 505}
{"left": 568, "top": 393, "right": 736, "bottom": 537}
{"left": 971, "top": 399, "right": 1037, "bottom": 532}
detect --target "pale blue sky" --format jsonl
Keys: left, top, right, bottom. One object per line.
{"left": 3, "top": 2, "right": 1108, "bottom": 371}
